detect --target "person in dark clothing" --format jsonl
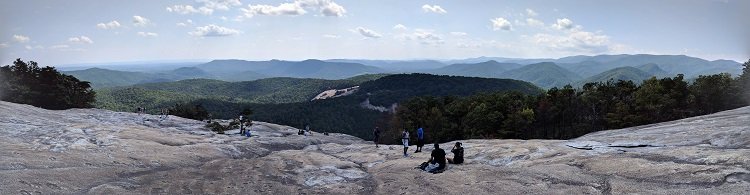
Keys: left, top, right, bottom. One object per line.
{"left": 447, "top": 142, "right": 464, "bottom": 164}
{"left": 415, "top": 127, "right": 424, "bottom": 153}
{"left": 373, "top": 127, "right": 381, "bottom": 148}
{"left": 427, "top": 143, "right": 446, "bottom": 173}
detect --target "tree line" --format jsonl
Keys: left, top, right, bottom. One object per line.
{"left": 382, "top": 60, "right": 750, "bottom": 144}
{"left": 0, "top": 59, "right": 96, "bottom": 109}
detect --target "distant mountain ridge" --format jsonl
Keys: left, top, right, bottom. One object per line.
{"left": 65, "top": 54, "right": 742, "bottom": 90}
{"left": 325, "top": 59, "right": 446, "bottom": 72}
{"left": 500, "top": 62, "right": 582, "bottom": 88}
{"left": 197, "top": 59, "right": 386, "bottom": 80}
{"left": 63, "top": 68, "right": 212, "bottom": 88}
{"left": 429, "top": 60, "right": 523, "bottom": 78}
{"left": 574, "top": 67, "right": 655, "bottom": 87}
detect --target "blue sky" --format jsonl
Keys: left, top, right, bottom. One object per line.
{"left": 0, "top": 0, "right": 747, "bottom": 66}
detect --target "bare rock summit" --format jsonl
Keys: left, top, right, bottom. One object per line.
{"left": 0, "top": 101, "right": 748, "bottom": 194}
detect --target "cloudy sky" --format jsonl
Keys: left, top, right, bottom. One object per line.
{"left": 0, "top": 0, "right": 747, "bottom": 66}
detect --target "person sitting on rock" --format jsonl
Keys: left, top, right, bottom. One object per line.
{"left": 427, "top": 143, "right": 446, "bottom": 173}
{"left": 447, "top": 142, "right": 464, "bottom": 164}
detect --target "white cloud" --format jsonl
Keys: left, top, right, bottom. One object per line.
{"left": 323, "top": 34, "right": 340, "bottom": 39}
{"left": 422, "top": 4, "right": 447, "bottom": 14}
{"left": 355, "top": 27, "right": 382, "bottom": 38}
{"left": 189, "top": 24, "right": 241, "bottom": 37}
{"left": 526, "top": 18, "right": 544, "bottom": 27}
{"left": 177, "top": 19, "right": 194, "bottom": 27}
{"left": 526, "top": 9, "right": 538, "bottom": 17}
{"left": 552, "top": 18, "right": 575, "bottom": 30}
{"left": 457, "top": 42, "right": 482, "bottom": 49}
{"left": 133, "top": 16, "right": 152, "bottom": 27}
{"left": 491, "top": 17, "right": 512, "bottom": 31}
{"left": 49, "top": 44, "right": 70, "bottom": 49}
{"left": 394, "top": 29, "right": 445, "bottom": 45}
{"left": 320, "top": 1, "right": 346, "bottom": 17}
{"left": 299, "top": 0, "right": 347, "bottom": 17}
{"left": 450, "top": 32, "right": 467, "bottom": 36}
{"left": 137, "top": 32, "right": 159, "bottom": 37}
{"left": 198, "top": 0, "right": 242, "bottom": 10}
{"left": 68, "top": 36, "right": 93, "bottom": 44}
{"left": 0, "top": 43, "right": 8, "bottom": 48}
{"left": 24, "top": 45, "right": 44, "bottom": 50}
{"left": 393, "top": 24, "right": 407, "bottom": 30}
{"left": 242, "top": 2, "right": 306, "bottom": 17}
{"left": 166, "top": 5, "right": 213, "bottom": 15}
{"left": 413, "top": 29, "right": 444, "bottom": 45}
{"left": 240, "top": 0, "right": 346, "bottom": 18}
{"left": 533, "top": 30, "right": 612, "bottom": 54}
{"left": 167, "top": 0, "right": 242, "bottom": 15}
{"left": 13, "top": 35, "right": 30, "bottom": 43}
{"left": 96, "top": 20, "right": 121, "bottom": 29}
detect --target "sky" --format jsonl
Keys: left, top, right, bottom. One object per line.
{"left": 0, "top": 0, "right": 748, "bottom": 66}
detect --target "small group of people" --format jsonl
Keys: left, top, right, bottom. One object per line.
{"left": 158, "top": 108, "right": 170, "bottom": 120}
{"left": 134, "top": 106, "right": 170, "bottom": 121}
{"left": 298, "top": 124, "right": 314, "bottom": 136}
{"left": 239, "top": 115, "right": 251, "bottom": 137}
{"left": 136, "top": 107, "right": 146, "bottom": 116}
{"left": 399, "top": 128, "right": 425, "bottom": 157}
{"left": 420, "top": 142, "right": 464, "bottom": 173}
{"left": 371, "top": 126, "right": 465, "bottom": 173}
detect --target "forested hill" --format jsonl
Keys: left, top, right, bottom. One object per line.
{"left": 174, "top": 74, "right": 542, "bottom": 139}
{"left": 94, "top": 74, "right": 389, "bottom": 112}
{"left": 358, "top": 74, "right": 542, "bottom": 106}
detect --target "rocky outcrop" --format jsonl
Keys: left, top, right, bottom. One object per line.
{"left": 312, "top": 86, "right": 359, "bottom": 101}
{"left": 0, "top": 101, "right": 748, "bottom": 194}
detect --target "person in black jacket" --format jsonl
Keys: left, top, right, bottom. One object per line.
{"left": 447, "top": 142, "right": 464, "bottom": 164}
{"left": 373, "top": 127, "right": 380, "bottom": 148}
{"left": 427, "top": 143, "right": 446, "bottom": 173}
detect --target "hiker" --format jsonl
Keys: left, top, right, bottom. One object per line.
{"left": 447, "top": 142, "right": 464, "bottom": 164}
{"left": 402, "top": 129, "right": 410, "bottom": 157}
{"left": 373, "top": 127, "right": 381, "bottom": 148}
{"left": 427, "top": 143, "right": 447, "bottom": 173}
{"left": 305, "top": 124, "right": 313, "bottom": 136}
{"left": 136, "top": 107, "right": 142, "bottom": 116}
{"left": 415, "top": 127, "right": 424, "bottom": 153}
{"left": 239, "top": 115, "right": 245, "bottom": 135}
{"left": 244, "top": 125, "right": 252, "bottom": 137}
{"left": 298, "top": 124, "right": 307, "bottom": 135}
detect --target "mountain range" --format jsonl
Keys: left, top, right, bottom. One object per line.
{"left": 63, "top": 54, "right": 744, "bottom": 89}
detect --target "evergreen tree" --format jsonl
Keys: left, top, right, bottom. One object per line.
{"left": 740, "top": 59, "right": 750, "bottom": 103}
{"left": 0, "top": 59, "right": 95, "bottom": 109}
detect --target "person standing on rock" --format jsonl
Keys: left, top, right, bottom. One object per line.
{"left": 402, "top": 129, "right": 410, "bottom": 157}
{"left": 415, "top": 127, "right": 424, "bottom": 153}
{"left": 373, "top": 127, "right": 381, "bottom": 148}
{"left": 239, "top": 115, "right": 245, "bottom": 135}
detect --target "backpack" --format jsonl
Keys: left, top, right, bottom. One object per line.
{"left": 418, "top": 162, "right": 429, "bottom": 170}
